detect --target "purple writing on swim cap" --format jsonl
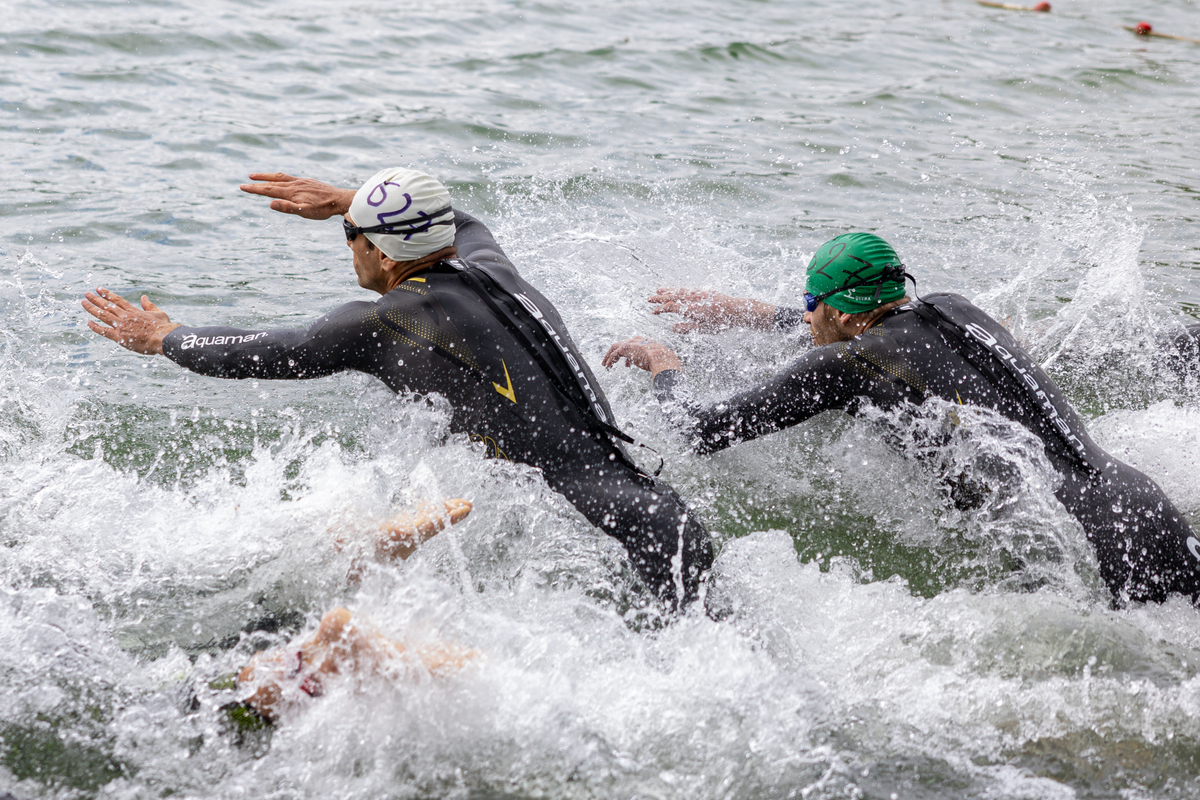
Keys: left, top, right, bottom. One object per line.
{"left": 349, "top": 167, "right": 456, "bottom": 261}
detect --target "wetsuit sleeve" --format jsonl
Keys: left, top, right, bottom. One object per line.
{"left": 452, "top": 210, "right": 516, "bottom": 271}
{"left": 161, "top": 301, "right": 377, "bottom": 380}
{"left": 652, "top": 341, "right": 914, "bottom": 454}
{"left": 774, "top": 306, "right": 806, "bottom": 332}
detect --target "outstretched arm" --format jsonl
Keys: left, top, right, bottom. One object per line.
{"left": 649, "top": 288, "right": 790, "bottom": 333}
{"left": 84, "top": 287, "right": 380, "bottom": 381}
{"left": 605, "top": 336, "right": 884, "bottom": 454}
{"left": 163, "top": 301, "right": 380, "bottom": 381}
{"left": 239, "top": 172, "right": 356, "bottom": 220}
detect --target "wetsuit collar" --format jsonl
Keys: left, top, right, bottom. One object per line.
{"left": 855, "top": 297, "right": 912, "bottom": 334}
{"left": 381, "top": 246, "right": 459, "bottom": 293}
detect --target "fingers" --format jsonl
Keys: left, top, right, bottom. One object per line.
{"left": 269, "top": 199, "right": 304, "bottom": 215}
{"left": 82, "top": 288, "right": 144, "bottom": 323}
{"left": 649, "top": 288, "right": 719, "bottom": 322}
{"left": 81, "top": 295, "right": 110, "bottom": 323}
{"left": 86, "top": 319, "right": 119, "bottom": 343}
{"left": 673, "top": 322, "right": 700, "bottom": 334}
{"left": 82, "top": 291, "right": 125, "bottom": 324}
{"left": 240, "top": 174, "right": 303, "bottom": 200}
{"left": 652, "top": 300, "right": 694, "bottom": 316}
{"left": 239, "top": 182, "right": 290, "bottom": 199}
{"left": 650, "top": 287, "right": 705, "bottom": 303}
{"left": 444, "top": 498, "right": 472, "bottom": 524}
{"left": 601, "top": 341, "right": 629, "bottom": 369}
{"left": 601, "top": 337, "right": 647, "bottom": 369}
{"left": 82, "top": 288, "right": 174, "bottom": 354}
{"left": 96, "top": 287, "right": 137, "bottom": 311}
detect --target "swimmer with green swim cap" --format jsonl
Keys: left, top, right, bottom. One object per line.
{"left": 606, "top": 231, "right": 1200, "bottom": 607}
{"left": 803, "top": 232, "right": 912, "bottom": 314}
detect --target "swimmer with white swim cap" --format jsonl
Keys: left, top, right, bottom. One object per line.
{"left": 82, "top": 168, "right": 713, "bottom": 610}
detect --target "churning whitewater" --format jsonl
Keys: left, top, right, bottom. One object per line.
{"left": 4, "top": 0, "right": 1200, "bottom": 797}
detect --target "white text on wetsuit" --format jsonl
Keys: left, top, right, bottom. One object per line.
{"left": 512, "top": 292, "right": 609, "bottom": 423}
{"left": 179, "top": 332, "right": 269, "bottom": 350}
{"left": 962, "top": 322, "right": 1087, "bottom": 457}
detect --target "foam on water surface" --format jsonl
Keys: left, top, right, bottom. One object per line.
{"left": 4, "top": 0, "right": 1200, "bottom": 797}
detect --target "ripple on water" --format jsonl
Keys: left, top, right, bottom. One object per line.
{"left": 4, "top": 0, "right": 1200, "bottom": 797}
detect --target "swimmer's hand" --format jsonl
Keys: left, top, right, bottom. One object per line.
{"left": 82, "top": 288, "right": 180, "bottom": 355}
{"left": 649, "top": 287, "right": 777, "bottom": 333}
{"left": 602, "top": 336, "right": 683, "bottom": 378}
{"left": 239, "top": 172, "right": 356, "bottom": 220}
{"left": 236, "top": 607, "right": 479, "bottom": 721}
{"left": 375, "top": 498, "right": 472, "bottom": 561}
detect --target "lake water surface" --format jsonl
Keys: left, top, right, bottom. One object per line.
{"left": 3, "top": 0, "right": 1200, "bottom": 797}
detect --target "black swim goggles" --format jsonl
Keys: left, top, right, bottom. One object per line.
{"left": 343, "top": 205, "right": 454, "bottom": 242}
{"left": 803, "top": 256, "right": 915, "bottom": 313}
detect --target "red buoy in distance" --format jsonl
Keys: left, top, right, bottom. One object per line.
{"left": 976, "top": 1, "right": 1050, "bottom": 12}
{"left": 1123, "top": 22, "right": 1200, "bottom": 43}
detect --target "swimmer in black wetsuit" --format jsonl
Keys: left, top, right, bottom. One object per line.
{"left": 604, "top": 232, "right": 1200, "bottom": 605}
{"left": 81, "top": 168, "right": 712, "bottom": 608}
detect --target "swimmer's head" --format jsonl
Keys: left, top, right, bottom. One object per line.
{"left": 804, "top": 233, "right": 907, "bottom": 314}
{"left": 347, "top": 168, "right": 455, "bottom": 261}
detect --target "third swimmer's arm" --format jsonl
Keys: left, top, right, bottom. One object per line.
{"left": 603, "top": 335, "right": 861, "bottom": 454}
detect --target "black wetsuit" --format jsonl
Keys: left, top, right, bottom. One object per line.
{"left": 162, "top": 211, "right": 712, "bottom": 607}
{"left": 654, "top": 292, "right": 1200, "bottom": 604}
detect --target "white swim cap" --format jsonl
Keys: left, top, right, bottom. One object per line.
{"left": 348, "top": 167, "right": 456, "bottom": 261}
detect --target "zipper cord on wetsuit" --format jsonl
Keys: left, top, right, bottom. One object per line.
{"left": 906, "top": 297, "right": 1102, "bottom": 477}
{"left": 444, "top": 260, "right": 664, "bottom": 478}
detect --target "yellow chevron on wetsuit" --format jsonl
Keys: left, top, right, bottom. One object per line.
{"left": 160, "top": 209, "right": 714, "bottom": 608}
{"left": 493, "top": 360, "right": 516, "bottom": 403}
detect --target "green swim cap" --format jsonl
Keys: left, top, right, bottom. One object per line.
{"left": 805, "top": 233, "right": 907, "bottom": 314}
